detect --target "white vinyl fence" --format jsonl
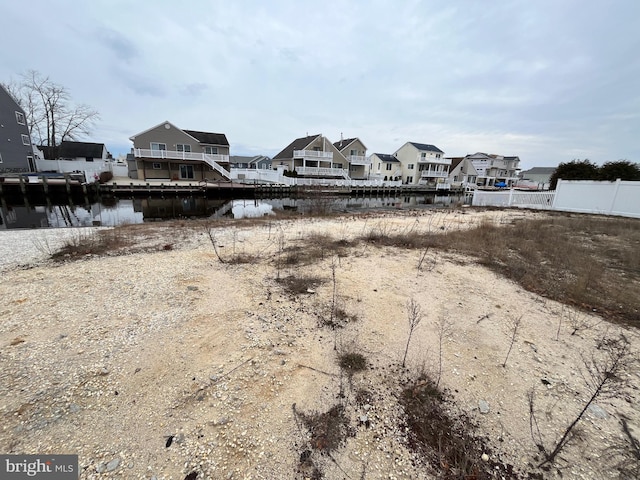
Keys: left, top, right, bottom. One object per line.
{"left": 36, "top": 159, "right": 127, "bottom": 181}
{"left": 472, "top": 179, "right": 640, "bottom": 219}
{"left": 230, "top": 168, "right": 402, "bottom": 187}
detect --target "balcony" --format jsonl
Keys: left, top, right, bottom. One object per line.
{"left": 417, "top": 154, "right": 450, "bottom": 165}
{"left": 296, "top": 166, "right": 349, "bottom": 178}
{"left": 420, "top": 170, "right": 449, "bottom": 178}
{"left": 293, "top": 149, "right": 333, "bottom": 160}
{"left": 347, "top": 155, "right": 371, "bottom": 165}
{"left": 134, "top": 148, "right": 229, "bottom": 163}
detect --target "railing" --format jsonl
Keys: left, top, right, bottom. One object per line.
{"left": 296, "top": 166, "right": 349, "bottom": 178}
{"left": 417, "top": 155, "right": 450, "bottom": 165}
{"left": 134, "top": 148, "right": 230, "bottom": 179}
{"left": 293, "top": 149, "right": 333, "bottom": 160}
{"left": 420, "top": 170, "right": 449, "bottom": 178}
{"left": 347, "top": 155, "right": 371, "bottom": 165}
{"left": 473, "top": 190, "right": 556, "bottom": 209}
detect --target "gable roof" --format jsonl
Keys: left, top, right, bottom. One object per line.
{"left": 333, "top": 137, "right": 367, "bottom": 152}
{"left": 408, "top": 142, "right": 444, "bottom": 153}
{"left": 183, "top": 130, "right": 229, "bottom": 146}
{"left": 521, "top": 167, "right": 556, "bottom": 175}
{"left": 273, "top": 134, "right": 320, "bottom": 160}
{"left": 448, "top": 157, "right": 466, "bottom": 170}
{"left": 373, "top": 153, "right": 400, "bottom": 163}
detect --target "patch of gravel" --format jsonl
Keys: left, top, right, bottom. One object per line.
{"left": 0, "top": 227, "right": 104, "bottom": 272}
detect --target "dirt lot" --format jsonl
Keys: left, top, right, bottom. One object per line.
{"left": 1, "top": 209, "right": 638, "bottom": 479}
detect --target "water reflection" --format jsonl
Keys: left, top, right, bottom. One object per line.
{"left": 0, "top": 194, "right": 466, "bottom": 229}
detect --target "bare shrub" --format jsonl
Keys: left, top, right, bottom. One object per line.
{"left": 402, "top": 298, "right": 423, "bottom": 368}
{"left": 502, "top": 314, "right": 524, "bottom": 368}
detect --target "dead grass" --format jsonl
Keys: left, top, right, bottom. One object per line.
{"left": 283, "top": 233, "right": 356, "bottom": 266}
{"left": 401, "top": 375, "right": 521, "bottom": 479}
{"left": 51, "top": 229, "right": 132, "bottom": 260}
{"left": 293, "top": 403, "right": 351, "bottom": 453}
{"left": 361, "top": 213, "right": 640, "bottom": 327}
{"left": 337, "top": 352, "right": 367, "bottom": 373}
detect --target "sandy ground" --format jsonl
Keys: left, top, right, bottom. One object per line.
{"left": 0, "top": 208, "right": 638, "bottom": 480}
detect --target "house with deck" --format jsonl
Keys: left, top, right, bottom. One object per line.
{"left": 333, "top": 137, "right": 370, "bottom": 180}
{"left": 272, "top": 134, "right": 349, "bottom": 180}
{"left": 393, "top": 142, "right": 449, "bottom": 187}
{"left": 0, "top": 84, "right": 35, "bottom": 173}
{"left": 129, "top": 121, "right": 230, "bottom": 181}
{"left": 466, "top": 152, "right": 520, "bottom": 187}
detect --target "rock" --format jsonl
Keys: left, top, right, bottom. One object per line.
{"left": 359, "top": 415, "right": 369, "bottom": 423}
{"left": 96, "top": 463, "right": 106, "bottom": 473}
{"left": 478, "top": 400, "right": 490, "bottom": 414}
{"left": 588, "top": 404, "right": 608, "bottom": 419}
{"left": 69, "top": 403, "right": 81, "bottom": 413}
{"left": 187, "top": 286, "right": 198, "bottom": 291}
{"left": 481, "top": 453, "right": 489, "bottom": 462}
{"left": 98, "top": 367, "right": 110, "bottom": 376}
{"left": 210, "top": 375, "right": 219, "bottom": 382}
{"left": 363, "top": 404, "right": 372, "bottom": 411}
{"left": 106, "top": 458, "right": 120, "bottom": 472}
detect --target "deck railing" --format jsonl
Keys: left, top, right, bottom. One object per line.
{"left": 134, "top": 148, "right": 230, "bottom": 179}
{"left": 296, "top": 166, "right": 350, "bottom": 178}
{"left": 293, "top": 149, "right": 334, "bottom": 160}
{"left": 347, "top": 155, "right": 371, "bottom": 165}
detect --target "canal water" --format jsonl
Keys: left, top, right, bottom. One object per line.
{"left": 0, "top": 193, "right": 468, "bottom": 229}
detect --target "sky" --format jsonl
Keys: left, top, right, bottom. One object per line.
{"left": 1, "top": 0, "right": 639, "bottom": 170}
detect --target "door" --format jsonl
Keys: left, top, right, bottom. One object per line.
{"left": 179, "top": 164, "right": 194, "bottom": 180}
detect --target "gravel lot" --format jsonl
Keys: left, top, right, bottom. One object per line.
{"left": 1, "top": 211, "right": 638, "bottom": 479}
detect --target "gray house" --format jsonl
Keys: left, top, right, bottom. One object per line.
{"left": 0, "top": 84, "right": 35, "bottom": 173}
{"left": 229, "top": 155, "right": 272, "bottom": 169}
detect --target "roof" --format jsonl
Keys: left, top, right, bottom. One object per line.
{"left": 447, "top": 157, "right": 465, "bottom": 170}
{"left": 373, "top": 153, "right": 400, "bottom": 163}
{"left": 333, "top": 137, "right": 368, "bottom": 151}
{"left": 183, "top": 130, "right": 229, "bottom": 146}
{"left": 273, "top": 134, "right": 320, "bottom": 160}
{"left": 521, "top": 167, "right": 556, "bottom": 175}
{"left": 229, "top": 155, "right": 271, "bottom": 165}
{"left": 408, "top": 142, "right": 444, "bottom": 153}
{"left": 58, "top": 141, "right": 105, "bottom": 158}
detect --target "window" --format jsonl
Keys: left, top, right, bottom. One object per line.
{"left": 27, "top": 156, "right": 34, "bottom": 171}
{"left": 15, "top": 111, "right": 25, "bottom": 125}
{"left": 350, "top": 149, "right": 358, "bottom": 156}
{"left": 406, "top": 176, "right": 413, "bottom": 183}
{"left": 204, "top": 146, "right": 218, "bottom": 155}
{"left": 386, "top": 163, "right": 392, "bottom": 171}
{"left": 176, "top": 144, "right": 191, "bottom": 152}
{"left": 408, "top": 164, "right": 414, "bottom": 170}
{"left": 179, "top": 164, "right": 195, "bottom": 179}
{"left": 150, "top": 143, "right": 166, "bottom": 151}
{"left": 436, "top": 154, "right": 441, "bottom": 159}
{"left": 421, "top": 152, "right": 426, "bottom": 159}
{"left": 152, "top": 162, "right": 162, "bottom": 169}
{"left": 21, "top": 134, "right": 30, "bottom": 145}
{"left": 0, "top": 152, "right": 3, "bottom": 163}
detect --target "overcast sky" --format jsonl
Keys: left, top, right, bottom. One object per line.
{"left": 2, "top": 0, "right": 638, "bottom": 169}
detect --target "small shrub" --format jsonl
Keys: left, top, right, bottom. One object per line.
{"left": 293, "top": 403, "right": 350, "bottom": 453}
{"left": 276, "top": 275, "right": 324, "bottom": 295}
{"left": 338, "top": 352, "right": 367, "bottom": 373}
{"left": 98, "top": 171, "right": 113, "bottom": 183}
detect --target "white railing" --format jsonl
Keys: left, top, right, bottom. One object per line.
{"left": 134, "top": 148, "right": 230, "bottom": 179}
{"left": 293, "top": 149, "right": 333, "bottom": 160}
{"left": 347, "top": 155, "right": 371, "bottom": 165}
{"left": 420, "top": 170, "right": 449, "bottom": 178}
{"left": 472, "top": 190, "right": 556, "bottom": 209}
{"left": 417, "top": 155, "right": 450, "bottom": 165}
{"left": 296, "top": 166, "right": 349, "bottom": 178}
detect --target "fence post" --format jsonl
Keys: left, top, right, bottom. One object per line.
{"left": 508, "top": 188, "right": 514, "bottom": 206}
{"left": 551, "top": 179, "right": 561, "bottom": 210}
{"left": 608, "top": 178, "right": 622, "bottom": 216}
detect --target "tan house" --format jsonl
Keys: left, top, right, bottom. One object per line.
{"left": 370, "top": 153, "right": 402, "bottom": 181}
{"left": 273, "top": 134, "right": 349, "bottom": 179}
{"left": 129, "top": 121, "right": 230, "bottom": 181}
{"left": 447, "top": 157, "right": 478, "bottom": 189}
{"left": 333, "top": 137, "right": 370, "bottom": 180}
{"left": 393, "top": 142, "right": 449, "bottom": 186}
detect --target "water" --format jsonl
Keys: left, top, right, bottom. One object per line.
{"left": 0, "top": 194, "right": 468, "bottom": 229}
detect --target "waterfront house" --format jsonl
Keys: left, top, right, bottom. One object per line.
{"left": 333, "top": 137, "right": 370, "bottom": 180}
{"left": 370, "top": 153, "right": 402, "bottom": 181}
{"left": 273, "top": 134, "right": 349, "bottom": 180}
{"left": 229, "top": 155, "right": 272, "bottom": 169}
{"left": 129, "top": 121, "right": 231, "bottom": 181}
{"left": 393, "top": 142, "right": 449, "bottom": 187}
{"left": 0, "top": 84, "right": 35, "bottom": 173}
{"left": 518, "top": 167, "right": 555, "bottom": 190}
{"left": 466, "top": 152, "right": 520, "bottom": 187}
{"left": 447, "top": 157, "right": 478, "bottom": 190}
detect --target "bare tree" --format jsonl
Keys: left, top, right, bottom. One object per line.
{"left": 402, "top": 298, "right": 423, "bottom": 368}
{"left": 3, "top": 70, "right": 99, "bottom": 156}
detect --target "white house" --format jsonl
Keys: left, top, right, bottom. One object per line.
{"left": 393, "top": 142, "right": 449, "bottom": 186}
